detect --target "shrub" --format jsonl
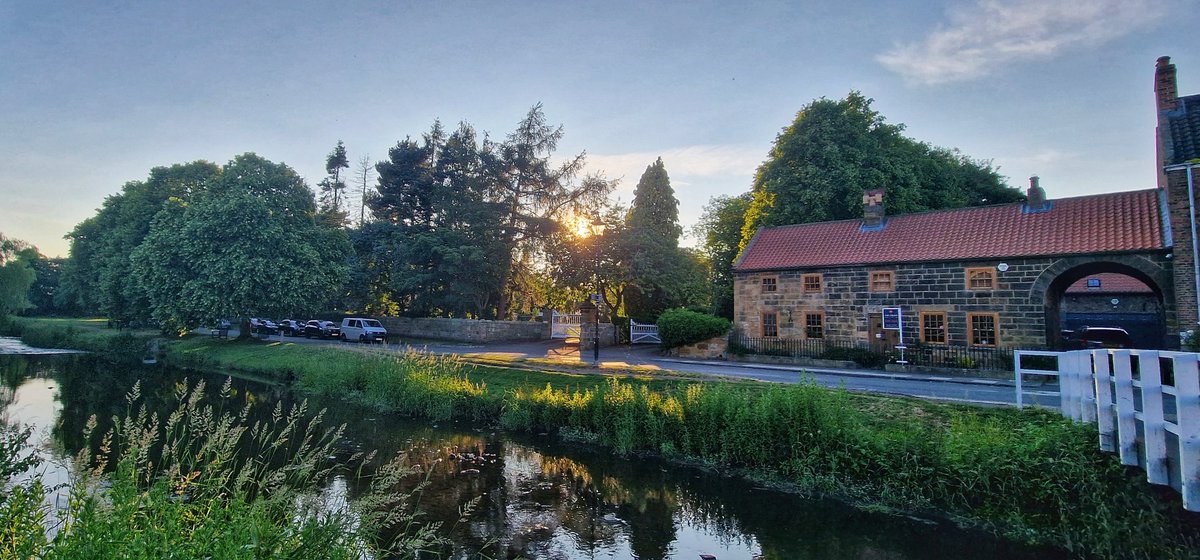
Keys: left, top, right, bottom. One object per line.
{"left": 656, "top": 309, "right": 731, "bottom": 349}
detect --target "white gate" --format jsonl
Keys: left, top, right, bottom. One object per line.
{"left": 551, "top": 312, "right": 581, "bottom": 339}
{"left": 630, "top": 320, "right": 661, "bottom": 344}
{"left": 1015, "top": 348, "right": 1200, "bottom": 511}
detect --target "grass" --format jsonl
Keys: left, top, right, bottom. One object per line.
{"left": 9, "top": 316, "right": 1200, "bottom": 559}
{"left": 0, "top": 378, "right": 453, "bottom": 559}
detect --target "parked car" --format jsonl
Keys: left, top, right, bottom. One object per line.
{"left": 1064, "top": 326, "right": 1134, "bottom": 349}
{"left": 340, "top": 317, "right": 388, "bottom": 343}
{"left": 250, "top": 318, "right": 278, "bottom": 335}
{"left": 277, "top": 319, "right": 304, "bottom": 336}
{"left": 304, "top": 320, "right": 340, "bottom": 340}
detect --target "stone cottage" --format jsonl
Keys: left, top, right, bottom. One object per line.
{"left": 732, "top": 56, "right": 1200, "bottom": 351}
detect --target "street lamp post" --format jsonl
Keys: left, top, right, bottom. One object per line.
{"left": 589, "top": 221, "right": 606, "bottom": 364}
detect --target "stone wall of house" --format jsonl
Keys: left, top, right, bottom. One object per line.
{"left": 375, "top": 317, "right": 549, "bottom": 343}
{"left": 1168, "top": 168, "right": 1199, "bottom": 333}
{"left": 734, "top": 252, "right": 1175, "bottom": 349}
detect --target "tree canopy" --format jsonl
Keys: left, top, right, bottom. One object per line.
{"left": 0, "top": 234, "right": 36, "bottom": 317}
{"left": 741, "top": 92, "right": 1023, "bottom": 248}
{"left": 695, "top": 193, "right": 752, "bottom": 319}
{"left": 131, "top": 154, "right": 349, "bottom": 333}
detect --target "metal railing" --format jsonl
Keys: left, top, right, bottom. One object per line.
{"left": 728, "top": 331, "right": 1014, "bottom": 371}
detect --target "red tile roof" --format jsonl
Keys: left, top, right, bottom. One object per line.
{"left": 1065, "top": 273, "right": 1154, "bottom": 294}
{"left": 735, "top": 189, "right": 1165, "bottom": 271}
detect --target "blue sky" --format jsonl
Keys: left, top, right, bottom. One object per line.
{"left": 1, "top": 0, "right": 1196, "bottom": 257}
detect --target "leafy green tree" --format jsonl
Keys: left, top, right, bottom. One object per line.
{"left": 544, "top": 204, "right": 633, "bottom": 314}
{"left": 695, "top": 193, "right": 752, "bottom": 319}
{"left": 0, "top": 234, "right": 35, "bottom": 317}
{"left": 741, "top": 92, "right": 1022, "bottom": 247}
{"left": 132, "top": 154, "right": 349, "bottom": 334}
{"left": 59, "top": 162, "right": 220, "bottom": 321}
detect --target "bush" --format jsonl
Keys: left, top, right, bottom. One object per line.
{"left": 656, "top": 309, "right": 731, "bottom": 349}
{"left": 820, "top": 347, "right": 889, "bottom": 368}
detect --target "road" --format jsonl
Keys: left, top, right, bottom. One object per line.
{"left": 223, "top": 329, "right": 1061, "bottom": 408}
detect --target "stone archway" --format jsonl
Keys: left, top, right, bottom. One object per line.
{"left": 1029, "top": 254, "right": 1175, "bottom": 349}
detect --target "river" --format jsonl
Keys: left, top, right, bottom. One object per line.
{"left": 0, "top": 339, "right": 1062, "bottom": 559}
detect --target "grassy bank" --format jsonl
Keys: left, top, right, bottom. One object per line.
{"left": 1, "top": 378, "right": 446, "bottom": 558}
{"left": 10, "top": 317, "right": 1200, "bottom": 558}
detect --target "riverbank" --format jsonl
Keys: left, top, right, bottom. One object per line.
{"left": 7, "top": 317, "right": 1199, "bottom": 559}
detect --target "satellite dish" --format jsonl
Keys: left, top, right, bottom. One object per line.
{"left": 996, "top": 263, "right": 1009, "bottom": 272}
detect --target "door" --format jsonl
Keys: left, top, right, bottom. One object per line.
{"left": 868, "top": 313, "right": 899, "bottom": 355}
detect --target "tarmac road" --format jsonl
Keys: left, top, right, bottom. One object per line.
{"left": 223, "top": 330, "right": 1061, "bottom": 408}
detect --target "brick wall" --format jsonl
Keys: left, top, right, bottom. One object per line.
{"left": 735, "top": 252, "right": 1175, "bottom": 349}
{"left": 1168, "top": 168, "right": 1199, "bottom": 332}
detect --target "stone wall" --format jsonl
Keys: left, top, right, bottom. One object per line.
{"left": 734, "top": 252, "right": 1175, "bottom": 349}
{"left": 374, "top": 317, "right": 549, "bottom": 343}
{"left": 669, "top": 334, "right": 728, "bottom": 359}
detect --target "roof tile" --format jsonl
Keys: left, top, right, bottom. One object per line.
{"left": 736, "top": 189, "right": 1164, "bottom": 271}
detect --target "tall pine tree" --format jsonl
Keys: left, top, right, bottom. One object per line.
{"left": 623, "top": 158, "right": 704, "bottom": 321}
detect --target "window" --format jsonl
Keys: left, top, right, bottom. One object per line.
{"left": 762, "top": 312, "right": 778, "bottom": 337}
{"left": 966, "top": 267, "right": 997, "bottom": 290}
{"left": 869, "top": 271, "right": 895, "bottom": 292}
{"left": 920, "top": 312, "right": 947, "bottom": 344}
{"left": 802, "top": 274, "right": 823, "bottom": 294}
{"left": 967, "top": 313, "right": 999, "bottom": 347}
{"left": 761, "top": 277, "right": 777, "bottom": 292}
{"left": 804, "top": 312, "right": 824, "bottom": 339}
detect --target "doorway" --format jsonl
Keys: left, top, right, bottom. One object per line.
{"left": 868, "top": 313, "right": 899, "bottom": 354}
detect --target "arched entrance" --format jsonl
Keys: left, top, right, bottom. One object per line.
{"left": 1032, "top": 256, "right": 1172, "bottom": 349}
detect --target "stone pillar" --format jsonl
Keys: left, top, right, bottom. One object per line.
{"left": 578, "top": 299, "right": 598, "bottom": 353}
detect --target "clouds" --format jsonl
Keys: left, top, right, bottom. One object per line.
{"left": 878, "top": 0, "right": 1168, "bottom": 85}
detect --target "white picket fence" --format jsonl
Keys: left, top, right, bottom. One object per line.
{"left": 630, "top": 320, "right": 661, "bottom": 344}
{"left": 1014, "top": 349, "right": 1200, "bottom": 511}
{"left": 550, "top": 312, "right": 581, "bottom": 339}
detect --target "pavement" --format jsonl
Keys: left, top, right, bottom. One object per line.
{"left": 217, "top": 330, "right": 1061, "bottom": 408}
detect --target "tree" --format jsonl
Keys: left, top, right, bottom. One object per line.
{"left": 364, "top": 122, "right": 508, "bottom": 317}
{"left": 0, "top": 234, "right": 35, "bottom": 317}
{"left": 481, "top": 104, "right": 613, "bottom": 318}
{"left": 131, "top": 154, "right": 349, "bottom": 334}
{"left": 355, "top": 154, "right": 375, "bottom": 226}
{"left": 695, "top": 193, "right": 752, "bottom": 319}
{"left": 58, "top": 161, "right": 221, "bottom": 320}
{"left": 741, "top": 92, "right": 1022, "bottom": 248}
{"left": 621, "top": 158, "right": 706, "bottom": 321}
{"left": 319, "top": 140, "right": 350, "bottom": 217}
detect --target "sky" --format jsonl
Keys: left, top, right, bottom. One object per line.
{"left": 1, "top": 0, "right": 1197, "bottom": 257}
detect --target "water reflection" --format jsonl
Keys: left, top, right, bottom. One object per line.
{"left": 0, "top": 352, "right": 1064, "bottom": 560}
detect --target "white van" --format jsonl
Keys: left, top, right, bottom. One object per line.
{"left": 340, "top": 317, "right": 388, "bottom": 343}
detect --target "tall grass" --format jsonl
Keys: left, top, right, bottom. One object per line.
{"left": 0, "top": 378, "right": 456, "bottom": 559}
{"left": 15, "top": 318, "right": 1200, "bottom": 558}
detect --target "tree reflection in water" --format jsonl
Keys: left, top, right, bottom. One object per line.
{"left": 1, "top": 354, "right": 1066, "bottom": 560}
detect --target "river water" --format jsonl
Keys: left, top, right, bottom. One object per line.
{"left": 0, "top": 339, "right": 1062, "bottom": 559}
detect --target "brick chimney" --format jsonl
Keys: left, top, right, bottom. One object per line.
{"left": 1156, "top": 56, "right": 1179, "bottom": 112}
{"left": 1026, "top": 175, "right": 1046, "bottom": 210}
{"left": 862, "top": 188, "right": 885, "bottom": 229}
